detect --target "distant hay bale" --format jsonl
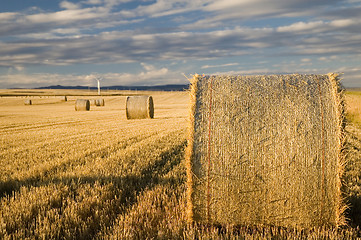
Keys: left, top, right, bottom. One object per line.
{"left": 186, "top": 74, "right": 345, "bottom": 228}
{"left": 126, "top": 96, "right": 154, "bottom": 119}
{"left": 89, "top": 99, "right": 96, "bottom": 106}
{"left": 24, "top": 99, "right": 32, "bottom": 105}
{"left": 60, "top": 96, "right": 67, "bottom": 101}
{"left": 95, "top": 98, "right": 105, "bottom": 106}
{"left": 75, "top": 99, "right": 90, "bottom": 111}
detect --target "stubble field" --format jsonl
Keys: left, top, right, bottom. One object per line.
{"left": 1, "top": 89, "right": 361, "bottom": 239}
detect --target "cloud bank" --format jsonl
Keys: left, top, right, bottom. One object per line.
{"left": 0, "top": 0, "right": 360, "bottom": 87}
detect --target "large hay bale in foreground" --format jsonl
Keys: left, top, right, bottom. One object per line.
{"left": 126, "top": 96, "right": 154, "bottom": 119}
{"left": 24, "top": 99, "right": 32, "bottom": 105}
{"left": 95, "top": 98, "right": 105, "bottom": 106}
{"left": 75, "top": 99, "right": 90, "bottom": 111}
{"left": 186, "top": 74, "right": 345, "bottom": 228}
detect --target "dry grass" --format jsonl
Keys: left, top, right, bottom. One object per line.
{"left": 345, "top": 91, "right": 361, "bottom": 127}
{"left": 0, "top": 89, "right": 360, "bottom": 239}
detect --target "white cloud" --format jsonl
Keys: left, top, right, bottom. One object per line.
{"left": 138, "top": 63, "right": 169, "bottom": 84}
{"left": 204, "top": 0, "right": 278, "bottom": 17}
{"left": 0, "top": 12, "right": 18, "bottom": 21}
{"left": 188, "top": 0, "right": 342, "bottom": 31}
{"left": 26, "top": 8, "right": 108, "bottom": 24}
{"left": 60, "top": 1, "right": 81, "bottom": 10}
{"left": 81, "top": 0, "right": 133, "bottom": 8}
{"left": 140, "top": 63, "right": 155, "bottom": 71}
{"left": 1, "top": 0, "right": 361, "bottom": 88}
{"left": 1, "top": 17, "right": 360, "bottom": 68}
{"left": 130, "top": 0, "right": 204, "bottom": 17}
{"left": 0, "top": 65, "right": 183, "bottom": 88}
{"left": 318, "top": 55, "right": 339, "bottom": 62}
{"left": 330, "top": 19, "right": 355, "bottom": 28}
{"left": 277, "top": 21, "right": 325, "bottom": 33}
{"left": 82, "top": 0, "right": 103, "bottom": 5}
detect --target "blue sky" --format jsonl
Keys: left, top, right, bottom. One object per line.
{"left": 0, "top": 0, "right": 361, "bottom": 88}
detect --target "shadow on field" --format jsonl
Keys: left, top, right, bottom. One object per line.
{"left": 342, "top": 126, "right": 361, "bottom": 229}
{"left": 0, "top": 141, "right": 186, "bottom": 239}
{"left": 0, "top": 140, "right": 186, "bottom": 238}
{"left": 0, "top": 140, "right": 186, "bottom": 206}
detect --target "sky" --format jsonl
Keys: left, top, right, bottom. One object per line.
{"left": 0, "top": 0, "right": 361, "bottom": 88}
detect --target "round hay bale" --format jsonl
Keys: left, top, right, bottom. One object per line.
{"left": 95, "top": 98, "right": 105, "bottom": 106}
{"left": 186, "top": 74, "right": 345, "bottom": 228}
{"left": 60, "top": 96, "right": 67, "bottom": 101}
{"left": 89, "top": 99, "right": 96, "bottom": 106}
{"left": 126, "top": 96, "right": 154, "bottom": 119}
{"left": 75, "top": 99, "right": 90, "bottom": 111}
{"left": 24, "top": 99, "right": 32, "bottom": 105}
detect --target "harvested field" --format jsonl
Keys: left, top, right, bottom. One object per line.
{"left": 0, "top": 89, "right": 360, "bottom": 239}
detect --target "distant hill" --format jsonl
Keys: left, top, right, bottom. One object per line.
{"left": 36, "top": 84, "right": 190, "bottom": 91}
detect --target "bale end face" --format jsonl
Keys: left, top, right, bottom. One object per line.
{"left": 24, "top": 99, "right": 32, "bottom": 105}
{"left": 126, "top": 96, "right": 154, "bottom": 119}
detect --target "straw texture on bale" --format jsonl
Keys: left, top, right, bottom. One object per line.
{"left": 186, "top": 74, "right": 345, "bottom": 228}
{"left": 126, "top": 96, "right": 154, "bottom": 119}
{"left": 95, "top": 98, "right": 105, "bottom": 106}
{"left": 24, "top": 99, "right": 32, "bottom": 105}
{"left": 89, "top": 99, "right": 96, "bottom": 106}
{"left": 75, "top": 99, "right": 90, "bottom": 111}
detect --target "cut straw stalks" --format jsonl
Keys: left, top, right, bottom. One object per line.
{"left": 186, "top": 74, "right": 346, "bottom": 228}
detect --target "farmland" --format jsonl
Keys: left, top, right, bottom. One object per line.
{"left": 0, "top": 89, "right": 361, "bottom": 239}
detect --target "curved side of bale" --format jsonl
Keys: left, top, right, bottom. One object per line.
{"left": 89, "top": 99, "right": 96, "bottom": 106}
{"left": 95, "top": 98, "right": 105, "bottom": 106}
{"left": 24, "top": 99, "right": 32, "bottom": 105}
{"left": 328, "top": 73, "right": 347, "bottom": 226}
{"left": 126, "top": 96, "right": 154, "bottom": 119}
{"left": 75, "top": 99, "right": 90, "bottom": 111}
{"left": 186, "top": 74, "right": 200, "bottom": 224}
{"left": 186, "top": 74, "right": 346, "bottom": 228}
